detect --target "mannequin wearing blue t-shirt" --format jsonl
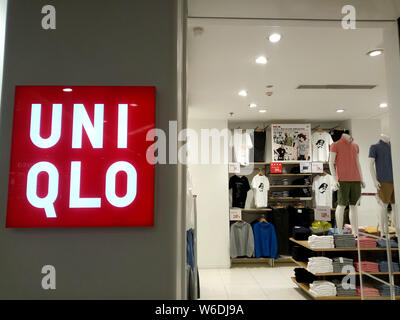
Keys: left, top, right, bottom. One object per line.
{"left": 369, "top": 134, "right": 398, "bottom": 237}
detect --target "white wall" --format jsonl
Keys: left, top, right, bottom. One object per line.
{"left": 0, "top": 0, "right": 7, "bottom": 108}
{"left": 348, "top": 119, "right": 382, "bottom": 227}
{"left": 188, "top": 118, "right": 230, "bottom": 268}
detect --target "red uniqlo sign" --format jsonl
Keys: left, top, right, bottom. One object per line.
{"left": 6, "top": 86, "right": 155, "bottom": 228}
{"left": 270, "top": 162, "right": 283, "bottom": 174}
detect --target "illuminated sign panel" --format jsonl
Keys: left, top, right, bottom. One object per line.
{"left": 6, "top": 86, "right": 155, "bottom": 227}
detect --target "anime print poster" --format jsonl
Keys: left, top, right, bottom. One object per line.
{"left": 272, "top": 124, "right": 311, "bottom": 162}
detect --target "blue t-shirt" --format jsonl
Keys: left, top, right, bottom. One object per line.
{"left": 368, "top": 140, "right": 393, "bottom": 182}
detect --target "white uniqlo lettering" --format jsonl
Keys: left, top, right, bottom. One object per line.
{"left": 26, "top": 162, "right": 59, "bottom": 218}
{"left": 30, "top": 104, "right": 62, "bottom": 148}
{"left": 105, "top": 161, "right": 137, "bottom": 207}
{"left": 69, "top": 161, "right": 101, "bottom": 208}
{"left": 26, "top": 102, "right": 138, "bottom": 217}
{"left": 72, "top": 103, "right": 104, "bottom": 148}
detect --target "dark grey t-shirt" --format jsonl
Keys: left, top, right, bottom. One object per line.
{"left": 369, "top": 140, "right": 393, "bottom": 182}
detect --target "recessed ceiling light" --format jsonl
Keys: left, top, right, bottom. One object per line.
{"left": 256, "top": 56, "right": 267, "bottom": 64}
{"left": 336, "top": 109, "right": 345, "bottom": 113}
{"left": 63, "top": 88, "right": 72, "bottom": 92}
{"left": 367, "top": 49, "right": 383, "bottom": 57}
{"left": 238, "top": 90, "right": 247, "bottom": 97}
{"left": 259, "top": 109, "right": 267, "bottom": 113}
{"left": 379, "top": 103, "right": 388, "bottom": 108}
{"left": 249, "top": 103, "right": 257, "bottom": 108}
{"left": 269, "top": 33, "right": 281, "bottom": 43}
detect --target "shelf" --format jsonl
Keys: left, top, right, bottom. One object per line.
{"left": 290, "top": 238, "right": 399, "bottom": 252}
{"left": 268, "top": 173, "right": 313, "bottom": 176}
{"left": 291, "top": 277, "right": 400, "bottom": 300}
{"left": 270, "top": 185, "right": 312, "bottom": 188}
{"left": 241, "top": 208, "right": 272, "bottom": 212}
{"left": 231, "top": 257, "right": 274, "bottom": 266}
{"left": 290, "top": 258, "right": 400, "bottom": 276}
{"left": 269, "top": 197, "right": 312, "bottom": 201}
{"left": 250, "top": 162, "right": 328, "bottom": 165}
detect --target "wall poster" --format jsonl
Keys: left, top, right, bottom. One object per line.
{"left": 271, "top": 124, "right": 311, "bottom": 162}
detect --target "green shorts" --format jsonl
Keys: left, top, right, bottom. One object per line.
{"left": 337, "top": 182, "right": 361, "bottom": 206}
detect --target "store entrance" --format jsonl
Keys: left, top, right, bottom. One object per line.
{"left": 186, "top": 18, "right": 400, "bottom": 300}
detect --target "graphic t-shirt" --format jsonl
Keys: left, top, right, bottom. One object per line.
{"left": 312, "top": 174, "right": 335, "bottom": 208}
{"left": 312, "top": 131, "right": 333, "bottom": 162}
{"left": 251, "top": 175, "right": 270, "bottom": 208}
{"left": 230, "top": 131, "right": 253, "bottom": 166}
{"left": 229, "top": 175, "right": 250, "bottom": 208}
{"left": 276, "top": 147, "right": 286, "bottom": 160}
{"left": 298, "top": 141, "right": 308, "bottom": 156}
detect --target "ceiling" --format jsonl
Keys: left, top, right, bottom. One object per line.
{"left": 187, "top": 20, "right": 388, "bottom": 121}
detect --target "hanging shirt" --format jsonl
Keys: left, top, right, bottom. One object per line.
{"left": 311, "top": 131, "right": 333, "bottom": 162}
{"left": 230, "top": 130, "right": 253, "bottom": 166}
{"left": 229, "top": 175, "right": 250, "bottom": 208}
{"left": 252, "top": 222, "right": 279, "bottom": 258}
{"left": 230, "top": 221, "right": 254, "bottom": 258}
{"left": 313, "top": 174, "right": 335, "bottom": 208}
{"left": 329, "top": 136, "right": 361, "bottom": 181}
{"left": 368, "top": 140, "right": 393, "bottom": 182}
{"left": 251, "top": 175, "right": 270, "bottom": 208}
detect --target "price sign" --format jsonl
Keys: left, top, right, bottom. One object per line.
{"left": 300, "top": 162, "right": 312, "bottom": 173}
{"left": 230, "top": 208, "right": 242, "bottom": 221}
{"left": 312, "top": 162, "right": 323, "bottom": 173}
{"left": 270, "top": 162, "right": 283, "bottom": 174}
{"left": 228, "top": 162, "right": 240, "bottom": 174}
{"left": 314, "top": 206, "right": 331, "bottom": 221}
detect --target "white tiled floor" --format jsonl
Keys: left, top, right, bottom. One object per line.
{"left": 199, "top": 265, "right": 310, "bottom": 300}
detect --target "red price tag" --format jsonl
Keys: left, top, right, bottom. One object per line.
{"left": 270, "top": 162, "right": 283, "bottom": 174}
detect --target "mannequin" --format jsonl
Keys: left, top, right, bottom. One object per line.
{"left": 369, "top": 134, "right": 397, "bottom": 237}
{"left": 329, "top": 134, "right": 365, "bottom": 235}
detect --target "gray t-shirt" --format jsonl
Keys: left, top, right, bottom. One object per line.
{"left": 299, "top": 141, "right": 307, "bottom": 155}
{"left": 369, "top": 140, "right": 393, "bottom": 182}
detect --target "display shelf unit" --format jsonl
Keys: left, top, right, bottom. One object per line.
{"left": 231, "top": 257, "right": 274, "bottom": 266}
{"left": 269, "top": 197, "right": 312, "bottom": 201}
{"left": 270, "top": 185, "right": 312, "bottom": 188}
{"left": 290, "top": 238, "right": 400, "bottom": 300}
{"left": 290, "top": 238, "right": 398, "bottom": 252}
{"left": 290, "top": 258, "right": 400, "bottom": 276}
{"left": 241, "top": 208, "right": 272, "bottom": 212}
{"left": 291, "top": 277, "right": 400, "bottom": 300}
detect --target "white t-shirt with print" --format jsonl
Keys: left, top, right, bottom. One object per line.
{"left": 312, "top": 174, "right": 335, "bottom": 208}
{"left": 231, "top": 130, "right": 253, "bottom": 166}
{"left": 311, "top": 131, "right": 333, "bottom": 162}
{"left": 251, "top": 175, "right": 270, "bottom": 208}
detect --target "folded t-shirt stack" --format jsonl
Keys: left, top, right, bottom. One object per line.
{"left": 334, "top": 234, "right": 356, "bottom": 248}
{"left": 332, "top": 257, "right": 354, "bottom": 273}
{"left": 377, "top": 238, "right": 398, "bottom": 248}
{"left": 307, "top": 257, "right": 333, "bottom": 274}
{"left": 294, "top": 268, "right": 317, "bottom": 284}
{"left": 344, "top": 224, "right": 366, "bottom": 234}
{"left": 354, "top": 261, "right": 379, "bottom": 273}
{"left": 378, "top": 261, "right": 400, "bottom": 272}
{"left": 308, "top": 235, "right": 334, "bottom": 249}
{"left": 356, "top": 236, "right": 377, "bottom": 248}
{"left": 377, "top": 284, "right": 400, "bottom": 297}
{"left": 328, "top": 228, "right": 349, "bottom": 235}
{"left": 357, "top": 285, "right": 380, "bottom": 297}
{"left": 293, "top": 226, "right": 311, "bottom": 240}
{"left": 332, "top": 280, "right": 357, "bottom": 297}
{"left": 292, "top": 245, "right": 312, "bottom": 262}
{"left": 309, "top": 281, "right": 337, "bottom": 297}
